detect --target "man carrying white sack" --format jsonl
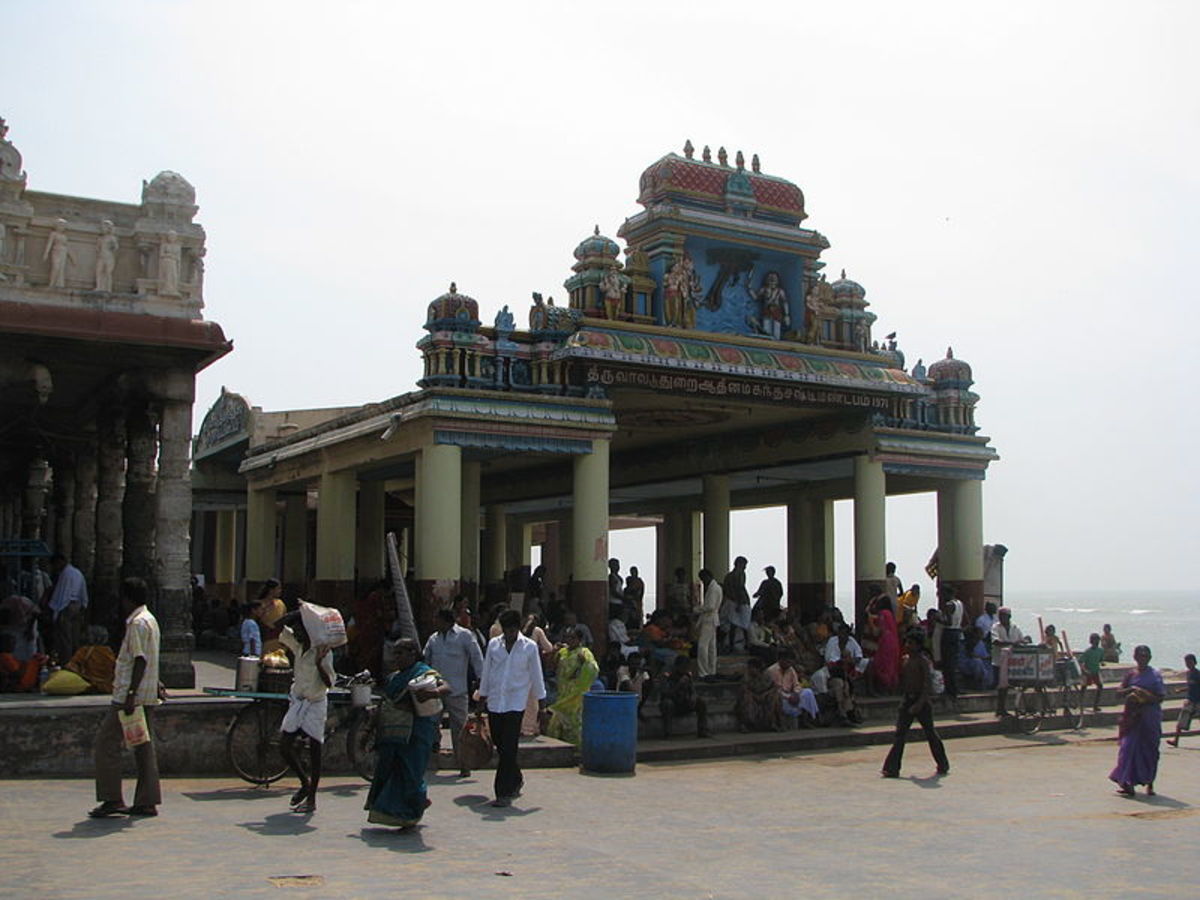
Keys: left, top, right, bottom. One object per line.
{"left": 277, "top": 605, "right": 340, "bottom": 814}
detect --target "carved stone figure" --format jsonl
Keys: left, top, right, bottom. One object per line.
{"left": 158, "top": 229, "right": 181, "bottom": 295}
{"left": 663, "top": 252, "right": 702, "bottom": 329}
{"left": 599, "top": 267, "right": 629, "bottom": 320}
{"left": 494, "top": 304, "right": 515, "bottom": 333}
{"left": 803, "top": 278, "right": 832, "bottom": 344}
{"left": 911, "top": 358, "right": 927, "bottom": 382}
{"left": 93, "top": 219, "right": 118, "bottom": 292}
{"left": 853, "top": 318, "right": 869, "bottom": 352}
{"left": 750, "top": 269, "right": 789, "bottom": 340}
{"left": 43, "top": 218, "right": 72, "bottom": 288}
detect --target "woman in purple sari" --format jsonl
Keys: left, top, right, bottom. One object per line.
{"left": 1109, "top": 644, "right": 1165, "bottom": 796}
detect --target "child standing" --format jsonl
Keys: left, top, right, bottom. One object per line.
{"left": 1079, "top": 633, "right": 1105, "bottom": 713}
{"left": 1166, "top": 653, "right": 1198, "bottom": 748}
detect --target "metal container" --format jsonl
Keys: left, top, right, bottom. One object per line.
{"left": 235, "top": 656, "right": 261, "bottom": 692}
{"left": 350, "top": 683, "right": 373, "bottom": 708}
{"left": 258, "top": 666, "right": 293, "bottom": 695}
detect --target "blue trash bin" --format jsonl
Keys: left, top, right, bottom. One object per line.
{"left": 581, "top": 690, "right": 638, "bottom": 774}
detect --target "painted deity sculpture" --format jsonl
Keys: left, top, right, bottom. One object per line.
{"left": 94, "top": 219, "right": 118, "bottom": 292}
{"left": 599, "top": 268, "right": 630, "bottom": 320}
{"left": 43, "top": 218, "right": 72, "bottom": 288}
{"left": 663, "top": 252, "right": 703, "bottom": 329}
{"left": 158, "top": 230, "right": 181, "bottom": 295}
{"left": 750, "top": 269, "right": 789, "bottom": 340}
{"left": 804, "top": 276, "right": 834, "bottom": 345}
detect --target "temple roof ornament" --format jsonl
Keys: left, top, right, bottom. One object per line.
{"left": 0, "top": 117, "right": 26, "bottom": 184}
{"left": 424, "top": 281, "right": 480, "bottom": 333}
{"left": 573, "top": 225, "right": 620, "bottom": 263}
{"left": 831, "top": 269, "right": 867, "bottom": 302}
{"left": 683, "top": 139, "right": 694, "bottom": 160}
{"left": 928, "top": 347, "right": 973, "bottom": 387}
{"left": 637, "top": 149, "right": 807, "bottom": 225}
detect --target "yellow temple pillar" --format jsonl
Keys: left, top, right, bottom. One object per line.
{"left": 572, "top": 438, "right": 610, "bottom": 655}
{"left": 483, "top": 504, "right": 506, "bottom": 588}
{"left": 853, "top": 455, "right": 887, "bottom": 628}
{"left": 245, "top": 486, "right": 277, "bottom": 600}
{"left": 315, "top": 470, "right": 356, "bottom": 609}
{"left": 282, "top": 492, "right": 307, "bottom": 587}
{"left": 356, "top": 479, "right": 385, "bottom": 585}
{"left": 702, "top": 474, "right": 730, "bottom": 580}
{"left": 415, "top": 443, "right": 462, "bottom": 627}
{"left": 787, "top": 495, "right": 834, "bottom": 623}
{"left": 214, "top": 507, "right": 237, "bottom": 604}
{"left": 945, "top": 478, "right": 984, "bottom": 618}
{"left": 459, "top": 460, "right": 481, "bottom": 600}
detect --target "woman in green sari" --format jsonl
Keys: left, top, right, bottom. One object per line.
{"left": 546, "top": 627, "right": 599, "bottom": 745}
{"left": 364, "top": 639, "right": 449, "bottom": 830}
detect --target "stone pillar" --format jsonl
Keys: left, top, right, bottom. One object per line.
{"left": 936, "top": 483, "right": 956, "bottom": 604}
{"left": 788, "top": 496, "right": 834, "bottom": 623}
{"left": 72, "top": 437, "right": 98, "bottom": 583}
{"left": 245, "top": 485, "right": 277, "bottom": 602}
{"left": 214, "top": 508, "right": 238, "bottom": 604}
{"left": 415, "top": 443, "right": 462, "bottom": 632}
{"left": 21, "top": 458, "right": 49, "bottom": 541}
{"left": 314, "top": 470, "right": 356, "bottom": 610}
{"left": 282, "top": 493, "right": 308, "bottom": 589}
{"left": 572, "top": 439, "right": 610, "bottom": 656}
{"left": 459, "top": 460, "right": 481, "bottom": 602}
{"left": 945, "top": 478, "right": 985, "bottom": 619}
{"left": 52, "top": 458, "right": 75, "bottom": 561}
{"left": 93, "top": 407, "right": 126, "bottom": 626}
{"left": 356, "top": 480, "right": 386, "bottom": 587}
{"left": 702, "top": 474, "right": 730, "bottom": 580}
{"left": 122, "top": 403, "right": 158, "bottom": 581}
{"left": 483, "top": 504, "right": 507, "bottom": 606}
{"left": 155, "top": 386, "right": 196, "bottom": 688}
{"left": 853, "top": 455, "right": 887, "bottom": 630}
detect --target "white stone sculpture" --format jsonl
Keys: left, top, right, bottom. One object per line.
{"left": 43, "top": 218, "right": 71, "bottom": 288}
{"left": 158, "top": 229, "right": 181, "bottom": 295}
{"left": 94, "top": 219, "right": 118, "bottom": 292}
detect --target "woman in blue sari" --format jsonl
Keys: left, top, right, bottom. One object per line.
{"left": 365, "top": 639, "right": 449, "bottom": 829}
{"left": 1109, "top": 644, "right": 1165, "bottom": 797}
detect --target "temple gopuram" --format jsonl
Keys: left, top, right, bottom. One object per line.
{"left": 221, "top": 142, "right": 997, "bottom": 649}
{"left": 0, "top": 119, "right": 230, "bottom": 685}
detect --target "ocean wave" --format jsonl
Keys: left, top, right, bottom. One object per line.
{"left": 1128, "top": 609, "right": 1160, "bottom": 615}
{"left": 1046, "top": 608, "right": 1098, "bottom": 613}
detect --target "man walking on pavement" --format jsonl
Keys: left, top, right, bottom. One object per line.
{"left": 479, "top": 608, "right": 545, "bottom": 807}
{"left": 424, "top": 606, "right": 485, "bottom": 777}
{"left": 89, "top": 576, "right": 161, "bottom": 818}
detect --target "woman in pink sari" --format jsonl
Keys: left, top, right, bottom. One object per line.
{"left": 868, "top": 595, "right": 901, "bottom": 693}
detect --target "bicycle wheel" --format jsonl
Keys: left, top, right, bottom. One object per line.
{"left": 347, "top": 707, "right": 377, "bottom": 783}
{"left": 1060, "top": 683, "right": 1085, "bottom": 730}
{"left": 227, "top": 701, "right": 289, "bottom": 785}
{"left": 1014, "top": 687, "right": 1044, "bottom": 735}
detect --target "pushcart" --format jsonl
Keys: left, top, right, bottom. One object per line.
{"left": 1006, "top": 646, "right": 1085, "bottom": 734}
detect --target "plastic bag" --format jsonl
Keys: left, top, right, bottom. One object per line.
{"left": 458, "top": 714, "right": 494, "bottom": 769}
{"left": 42, "top": 668, "right": 90, "bottom": 695}
{"left": 119, "top": 706, "right": 151, "bottom": 747}
{"left": 299, "top": 600, "right": 347, "bottom": 648}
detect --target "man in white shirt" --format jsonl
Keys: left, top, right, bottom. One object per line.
{"left": 990, "top": 606, "right": 1027, "bottom": 716}
{"left": 479, "top": 608, "right": 545, "bottom": 807}
{"left": 47, "top": 552, "right": 89, "bottom": 664}
{"left": 89, "top": 577, "right": 161, "bottom": 818}
{"left": 696, "top": 568, "right": 722, "bottom": 679}
{"left": 278, "top": 611, "right": 336, "bottom": 813}
{"left": 424, "top": 607, "right": 485, "bottom": 777}
{"left": 940, "top": 591, "right": 965, "bottom": 705}
{"left": 824, "top": 624, "right": 865, "bottom": 725}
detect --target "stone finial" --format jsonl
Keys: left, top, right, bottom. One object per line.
{"left": 683, "top": 139, "right": 694, "bottom": 159}
{"left": 0, "top": 118, "right": 8, "bottom": 141}
{"left": 702, "top": 145, "right": 712, "bottom": 162}
{"left": 718, "top": 146, "right": 729, "bottom": 167}
{"left": 751, "top": 154, "right": 761, "bottom": 173}
{"left": 735, "top": 150, "right": 745, "bottom": 170}
{"left": 593, "top": 225, "right": 600, "bottom": 236}
{"left": 449, "top": 282, "right": 457, "bottom": 294}
{"left": 841, "top": 269, "right": 846, "bottom": 279}
{"left": 945, "top": 347, "right": 954, "bottom": 358}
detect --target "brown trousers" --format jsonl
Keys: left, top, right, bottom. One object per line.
{"left": 94, "top": 706, "right": 161, "bottom": 807}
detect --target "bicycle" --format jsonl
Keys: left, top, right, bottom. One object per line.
{"left": 208, "top": 671, "right": 378, "bottom": 786}
{"left": 1009, "top": 652, "right": 1085, "bottom": 735}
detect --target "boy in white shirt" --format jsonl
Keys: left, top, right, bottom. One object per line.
{"left": 278, "top": 610, "right": 336, "bottom": 813}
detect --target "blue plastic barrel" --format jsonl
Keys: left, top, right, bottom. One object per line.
{"left": 581, "top": 690, "right": 638, "bottom": 774}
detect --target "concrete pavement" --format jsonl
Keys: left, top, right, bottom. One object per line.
{"left": 2, "top": 725, "right": 1198, "bottom": 899}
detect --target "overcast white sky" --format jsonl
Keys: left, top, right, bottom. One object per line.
{"left": 4, "top": 1, "right": 1196, "bottom": 594}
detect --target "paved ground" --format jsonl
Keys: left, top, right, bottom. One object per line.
{"left": 3, "top": 725, "right": 1198, "bottom": 899}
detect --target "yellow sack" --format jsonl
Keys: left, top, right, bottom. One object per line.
{"left": 42, "top": 668, "right": 91, "bottom": 695}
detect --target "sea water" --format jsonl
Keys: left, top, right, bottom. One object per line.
{"left": 998, "top": 590, "right": 1196, "bottom": 674}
